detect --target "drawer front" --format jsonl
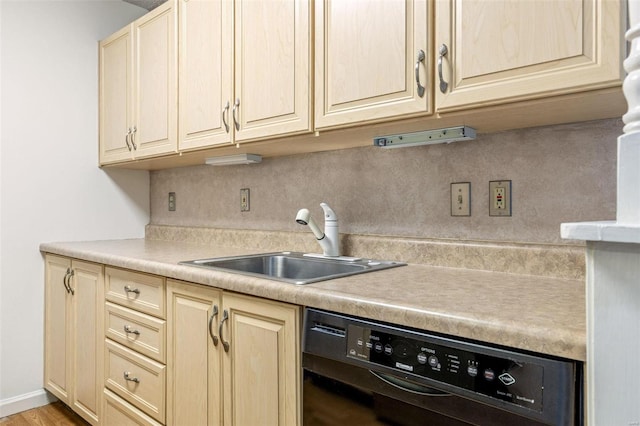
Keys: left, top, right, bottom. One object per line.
{"left": 105, "top": 267, "right": 165, "bottom": 318}
{"left": 106, "top": 302, "right": 166, "bottom": 363}
{"left": 103, "top": 389, "right": 163, "bottom": 426}
{"left": 105, "top": 340, "right": 166, "bottom": 423}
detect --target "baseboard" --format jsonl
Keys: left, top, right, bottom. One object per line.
{"left": 0, "top": 389, "right": 57, "bottom": 418}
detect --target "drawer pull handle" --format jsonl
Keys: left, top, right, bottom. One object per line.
{"left": 123, "top": 372, "right": 140, "bottom": 383}
{"left": 208, "top": 304, "right": 219, "bottom": 346}
{"left": 124, "top": 325, "right": 140, "bottom": 335}
{"left": 124, "top": 285, "right": 140, "bottom": 295}
{"left": 219, "top": 309, "right": 230, "bottom": 352}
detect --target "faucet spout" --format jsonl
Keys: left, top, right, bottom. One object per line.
{"left": 295, "top": 203, "right": 340, "bottom": 257}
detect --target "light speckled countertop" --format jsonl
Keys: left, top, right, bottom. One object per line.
{"left": 40, "top": 238, "right": 586, "bottom": 361}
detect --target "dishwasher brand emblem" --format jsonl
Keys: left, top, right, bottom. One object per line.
{"left": 498, "top": 373, "right": 516, "bottom": 386}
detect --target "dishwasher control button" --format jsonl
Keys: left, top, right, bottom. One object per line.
{"left": 417, "top": 352, "right": 428, "bottom": 364}
{"left": 384, "top": 344, "right": 393, "bottom": 355}
{"left": 428, "top": 355, "right": 439, "bottom": 368}
{"left": 484, "top": 369, "right": 495, "bottom": 381}
{"left": 374, "top": 342, "right": 384, "bottom": 353}
{"left": 467, "top": 365, "right": 478, "bottom": 377}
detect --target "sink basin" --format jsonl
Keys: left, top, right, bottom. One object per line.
{"left": 179, "top": 252, "right": 405, "bottom": 285}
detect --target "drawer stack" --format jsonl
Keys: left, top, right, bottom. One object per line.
{"left": 103, "top": 267, "right": 166, "bottom": 426}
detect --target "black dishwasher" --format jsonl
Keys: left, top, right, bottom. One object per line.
{"left": 302, "top": 308, "right": 582, "bottom": 426}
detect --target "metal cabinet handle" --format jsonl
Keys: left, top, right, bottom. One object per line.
{"left": 218, "top": 309, "right": 230, "bottom": 352}
{"left": 222, "top": 101, "right": 230, "bottom": 133}
{"left": 438, "top": 44, "right": 449, "bottom": 93}
{"left": 208, "top": 304, "right": 219, "bottom": 346}
{"left": 130, "top": 126, "right": 137, "bottom": 150}
{"left": 63, "top": 268, "right": 74, "bottom": 294}
{"left": 231, "top": 98, "right": 240, "bottom": 131}
{"left": 63, "top": 268, "right": 75, "bottom": 295}
{"left": 123, "top": 372, "right": 140, "bottom": 383}
{"left": 125, "top": 129, "right": 133, "bottom": 151}
{"left": 415, "top": 49, "right": 426, "bottom": 98}
{"left": 124, "top": 325, "right": 140, "bottom": 335}
{"left": 124, "top": 285, "right": 140, "bottom": 295}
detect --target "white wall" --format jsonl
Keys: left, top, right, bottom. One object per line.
{"left": 0, "top": 0, "right": 149, "bottom": 415}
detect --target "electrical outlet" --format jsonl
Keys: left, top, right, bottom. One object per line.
{"left": 240, "top": 188, "right": 250, "bottom": 212}
{"left": 451, "top": 182, "right": 471, "bottom": 216}
{"left": 489, "top": 180, "right": 511, "bottom": 216}
{"left": 168, "top": 192, "right": 176, "bottom": 211}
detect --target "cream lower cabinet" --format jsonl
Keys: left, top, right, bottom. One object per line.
{"left": 103, "top": 267, "right": 166, "bottom": 425}
{"left": 44, "top": 254, "right": 104, "bottom": 425}
{"left": 167, "top": 280, "right": 301, "bottom": 426}
{"left": 434, "top": 0, "right": 625, "bottom": 112}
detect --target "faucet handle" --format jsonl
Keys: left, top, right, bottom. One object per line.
{"left": 320, "top": 203, "right": 337, "bottom": 221}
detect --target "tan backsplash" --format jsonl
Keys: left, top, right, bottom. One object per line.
{"left": 150, "top": 118, "right": 619, "bottom": 246}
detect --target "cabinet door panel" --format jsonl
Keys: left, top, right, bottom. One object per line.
{"left": 435, "top": 0, "right": 624, "bottom": 111}
{"left": 315, "top": 0, "right": 430, "bottom": 129}
{"left": 234, "top": 0, "right": 311, "bottom": 141}
{"left": 133, "top": 1, "right": 177, "bottom": 158}
{"left": 179, "top": 0, "right": 233, "bottom": 151}
{"left": 100, "top": 27, "right": 133, "bottom": 164}
{"left": 71, "top": 260, "right": 103, "bottom": 424}
{"left": 44, "top": 255, "right": 71, "bottom": 402}
{"left": 167, "top": 280, "right": 223, "bottom": 426}
{"left": 223, "top": 293, "right": 301, "bottom": 426}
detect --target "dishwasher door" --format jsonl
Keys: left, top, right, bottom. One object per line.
{"left": 302, "top": 308, "right": 581, "bottom": 426}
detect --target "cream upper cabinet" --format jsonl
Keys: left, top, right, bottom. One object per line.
{"left": 167, "top": 280, "right": 301, "bottom": 426}
{"left": 314, "top": 0, "right": 431, "bottom": 130}
{"left": 233, "top": 0, "right": 311, "bottom": 142}
{"left": 435, "top": 0, "right": 625, "bottom": 112}
{"left": 178, "top": 0, "right": 232, "bottom": 151}
{"left": 178, "top": 0, "right": 311, "bottom": 152}
{"left": 100, "top": 0, "right": 177, "bottom": 164}
{"left": 45, "top": 255, "right": 103, "bottom": 425}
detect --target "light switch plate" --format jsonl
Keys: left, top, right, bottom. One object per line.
{"left": 451, "top": 182, "right": 471, "bottom": 216}
{"left": 240, "top": 188, "right": 250, "bottom": 212}
{"left": 489, "top": 180, "right": 512, "bottom": 216}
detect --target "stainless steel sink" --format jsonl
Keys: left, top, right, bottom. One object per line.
{"left": 179, "top": 252, "right": 405, "bottom": 285}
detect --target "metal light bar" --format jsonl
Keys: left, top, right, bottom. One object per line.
{"left": 373, "top": 126, "right": 476, "bottom": 149}
{"left": 205, "top": 153, "right": 262, "bottom": 166}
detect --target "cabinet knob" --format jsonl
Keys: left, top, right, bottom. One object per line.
{"left": 124, "top": 285, "right": 140, "bottom": 296}
{"left": 208, "top": 304, "right": 219, "bottom": 346}
{"left": 219, "top": 309, "right": 230, "bottom": 352}
{"left": 232, "top": 99, "right": 240, "bottom": 132}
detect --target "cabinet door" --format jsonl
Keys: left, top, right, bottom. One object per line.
{"left": 435, "top": 0, "right": 625, "bottom": 112}
{"left": 234, "top": 0, "right": 311, "bottom": 142}
{"left": 44, "top": 255, "right": 72, "bottom": 403}
{"left": 70, "top": 260, "right": 104, "bottom": 425}
{"left": 133, "top": 0, "right": 178, "bottom": 158}
{"left": 167, "top": 280, "right": 223, "bottom": 426}
{"left": 100, "top": 26, "right": 134, "bottom": 164}
{"left": 178, "top": 0, "right": 233, "bottom": 151}
{"left": 222, "top": 293, "right": 301, "bottom": 426}
{"left": 314, "top": 0, "right": 430, "bottom": 130}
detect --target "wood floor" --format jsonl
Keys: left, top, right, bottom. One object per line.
{"left": 0, "top": 402, "right": 89, "bottom": 426}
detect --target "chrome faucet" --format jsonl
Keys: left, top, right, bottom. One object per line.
{"left": 295, "top": 203, "right": 339, "bottom": 257}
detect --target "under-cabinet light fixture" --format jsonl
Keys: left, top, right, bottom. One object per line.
{"left": 373, "top": 126, "right": 476, "bottom": 149}
{"left": 205, "top": 154, "right": 262, "bottom": 166}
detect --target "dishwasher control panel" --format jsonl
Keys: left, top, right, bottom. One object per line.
{"left": 347, "top": 324, "right": 543, "bottom": 412}
{"left": 303, "top": 308, "right": 579, "bottom": 426}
